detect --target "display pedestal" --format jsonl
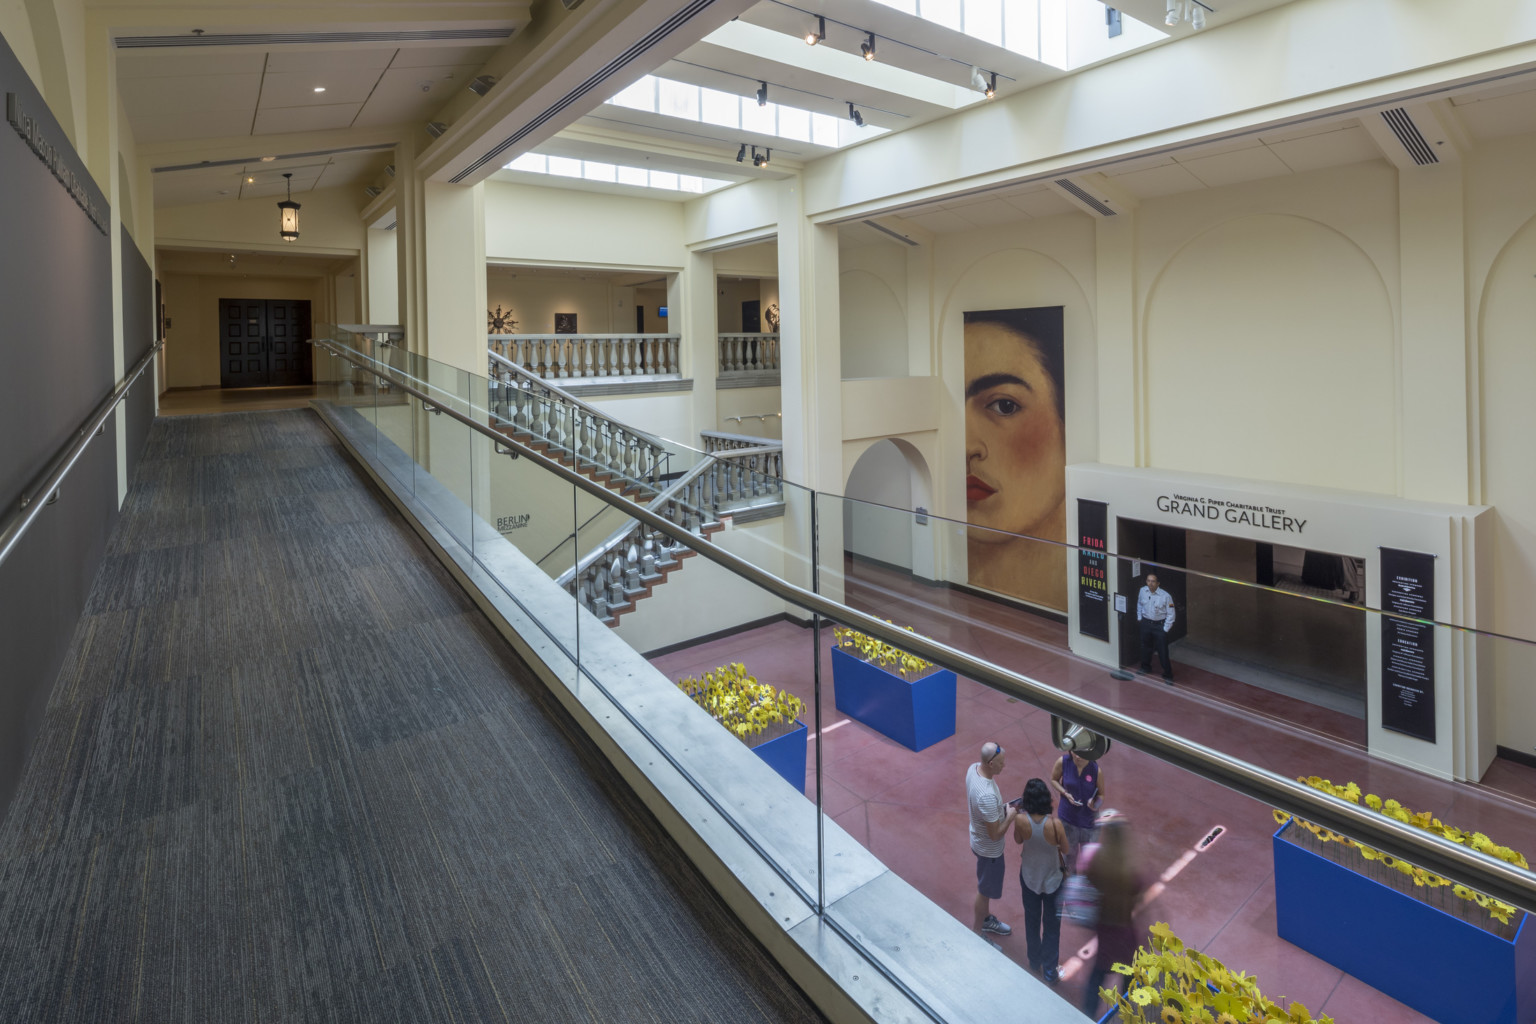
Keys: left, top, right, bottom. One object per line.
{"left": 830, "top": 647, "right": 956, "bottom": 751}
{"left": 751, "top": 720, "right": 807, "bottom": 792}
{"left": 1273, "top": 821, "right": 1536, "bottom": 1024}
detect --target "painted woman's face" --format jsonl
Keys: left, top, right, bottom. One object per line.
{"left": 964, "top": 322, "right": 1066, "bottom": 542}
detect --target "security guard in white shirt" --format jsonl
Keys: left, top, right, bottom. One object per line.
{"left": 1136, "top": 573, "right": 1176, "bottom": 683}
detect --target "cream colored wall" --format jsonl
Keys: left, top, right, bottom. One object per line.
{"left": 488, "top": 274, "right": 625, "bottom": 334}
{"left": 484, "top": 181, "right": 684, "bottom": 269}
{"left": 1467, "top": 132, "right": 1536, "bottom": 756}
{"left": 0, "top": 5, "right": 43, "bottom": 93}
{"left": 366, "top": 228, "right": 398, "bottom": 323}
{"left": 157, "top": 186, "right": 368, "bottom": 256}
{"left": 717, "top": 388, "right": 781, "bottom": 440}
{"left": 1137, "top": 162, "right": 1400, "bottom": 494}
{"left": 161, "top": 273, "right": 327, "bottom": 388}
{"left": 840, "top": 243, "right": 908, "bottom": 379}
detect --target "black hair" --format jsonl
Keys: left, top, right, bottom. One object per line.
{"left": 963, "top": 307, "right": 1066, "bottom": 425}
{"left": 1023, "top": 777, "right": 1053, "bottom": 816}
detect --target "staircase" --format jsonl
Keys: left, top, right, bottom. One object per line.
{"left": 487, "top": 348, "right": 785, "bottom": 625}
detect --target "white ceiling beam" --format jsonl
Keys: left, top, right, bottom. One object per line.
{"left": 414, "top": 0, "right": 757, "bottom": 186}
{"left": 94, "top": 2, "right": 531, "bottom": 40}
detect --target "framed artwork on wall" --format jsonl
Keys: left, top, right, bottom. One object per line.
{"left": 554, "top": 313, "right": 577, "bottom": 334}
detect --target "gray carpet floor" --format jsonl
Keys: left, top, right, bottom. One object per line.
{"left": 0, "top": 409, "right": 829, "bottom": 1024}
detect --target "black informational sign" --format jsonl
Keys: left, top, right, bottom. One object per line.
{"left": 1380, "top": 548, "right": 1436, "bottom": 742}
{"left": 1077, "top": 499, "right": 1110, "bottom": 641}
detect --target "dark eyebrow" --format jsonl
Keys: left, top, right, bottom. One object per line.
{"left": 965, "top": 373, "right": 1033, "bottom": 400}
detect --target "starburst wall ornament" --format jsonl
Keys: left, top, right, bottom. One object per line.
{"left": 488, "top": 304, "right": 519, "bottom": 333}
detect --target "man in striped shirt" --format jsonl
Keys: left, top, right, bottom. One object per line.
{"left": 967, "top": 741, "right": 1017, "bottom": 947}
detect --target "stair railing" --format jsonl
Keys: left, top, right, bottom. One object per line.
{"left": 488, "top": 350, "right": 672, "bottom": 496}
{"left": 555, "top": 441, "right": 785, "bottom": 623}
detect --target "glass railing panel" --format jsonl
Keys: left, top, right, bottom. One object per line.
{"left": 598, "top": 506, "right": 826, "bottom": 914}
{"left": 409, "top": 391, "right": 475, "bottom": 553}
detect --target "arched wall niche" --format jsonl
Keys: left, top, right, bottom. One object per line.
{"left": 843, "top": 437, "right": 935, "bottom": 574}
{"left": 1142, "top": 213, "right": 1397, "bottom": 495}
{"left": 840, "top": 268, "right": 908, "bottom": 379}
{"left": 1475, "top": 208, "right": 1536, "bottom": 754}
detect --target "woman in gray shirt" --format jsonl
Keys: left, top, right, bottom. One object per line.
{"left": 1012, "top": 777, "right": 1072, "bottom": 982}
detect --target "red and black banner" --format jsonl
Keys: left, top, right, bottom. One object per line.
{"left": 1077, "top": 499, "right": 1110, "bottom": 641}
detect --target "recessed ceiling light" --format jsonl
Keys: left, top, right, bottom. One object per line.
{"left": 246, "top": 176, "right": 254, "bottom": 183}
{"left": 259, "top": 156, "right": 275, "bottom": 162}
{"left": 314, "top": 86, "right": 326, "bottom": 93}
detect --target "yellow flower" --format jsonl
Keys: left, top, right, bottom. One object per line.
{"left": 1364, "top": 794, "right": 1382, "bottom": 810}
{"left": 1129, "top": 986, "right": 1156, "bottom": 1006}
{"left": 1162, "top": 1006, "right": 1184, "bottom": 1024}
{"left": 1216, "top": 1016, "right": 1239, "bottom": 1024}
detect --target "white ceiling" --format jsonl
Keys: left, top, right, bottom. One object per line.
{"left": 125, "top": 42, "right": 501, "bottom": 207}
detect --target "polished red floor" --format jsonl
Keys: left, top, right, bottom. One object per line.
{"left": 649, "top": 559, "right": 1536, "bottom": 1021}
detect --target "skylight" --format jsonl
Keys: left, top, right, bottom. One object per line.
{"left": 869, "top": 0, "right": 1165, "bottom": 70}
{"left": 503, "top": 152, "right": 733, "bottom": 194}
{"left": 609, "top": 75, "right": 887, "bottom": 147}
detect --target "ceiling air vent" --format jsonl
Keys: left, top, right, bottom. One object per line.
{"left": 117, "top": 28, "right": 514, "bottom": 48}
{"left": 1053, "top": 178, "right": 1116, "bottom": 217}
{"left": 1380, "top": 107, "right": 1439, "bottom": 165}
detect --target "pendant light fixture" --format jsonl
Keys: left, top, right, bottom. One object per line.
{"left": 277, "top": 172, "right": 301, "bottom": 242}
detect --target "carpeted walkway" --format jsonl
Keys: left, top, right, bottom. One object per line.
{"left": 0, "top": 408, "right": 827, "bottom": 1024}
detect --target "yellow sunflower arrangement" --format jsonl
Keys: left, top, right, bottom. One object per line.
{"left": 1272, "top": 776, "right": 1524, "bottom": 927}
{"left": 832, "top": 621, "right": 936, "bottom": 680}
{"left": 1103, "top": 922, "right": 1337, "bottom": 1024}
{"left": 677, "top": 663, "right": 805, "bottom": 748}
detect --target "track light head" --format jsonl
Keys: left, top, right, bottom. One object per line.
{"left": 861, "top": 32, "right": 876, "bottom": 61}
{"left": 425, "top": 120, "right": 447, "bottom": 138}
{"left": 364, "top": 185, "right": 382, "bottom": 198}
{"left": 847, "top": 102, "right": 864, "bottom": 128}
{"left": 805, "top": 15, "right": 824, "bottom": 45}
{"left": 736, "top": 143, "right": 747, "bottom": 163}
{"left": 970, "top": 66, "right": 987, "bottom": 92}
{"left": 468, "top": 74, "right": 498, "bottom": 96}
{"left": 760, "top": 147, "right": 770, "bottom": 167}
{"left": 1165, "top": 0, "right": 1181, "bottom": 26}
{"left": 1191, "top": 4, "right": 1205, "bottom": 29}
{"left": 986, "top": 72, "right": 997, "bottom": 99}
{"left": 757, "top": 81, "right": 768, "bottom": 107}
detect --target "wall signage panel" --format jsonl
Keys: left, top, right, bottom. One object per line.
{"left": 1379, "top": 547, "right": 1436, "bottom": 742}
{"left": 1076, "top": 498, "right": 1109, "bottom": 641}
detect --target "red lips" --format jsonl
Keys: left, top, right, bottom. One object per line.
{"left": 966, "top": 475, "right": 996, "bottom": 503}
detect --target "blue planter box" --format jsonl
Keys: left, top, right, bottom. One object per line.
{"left": 751, "top": 720, "right": 807, "bottom": 792}
{"left": 830, "top": 647, "right": 956, "bottom": 751}
{"left": 1273, "top": 821, "right": 1536, "bottom": 1024}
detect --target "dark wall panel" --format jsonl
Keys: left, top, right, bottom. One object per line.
{"left": 122, "top": 225, "right": 155, "bottom": 484}
{"left": 0, "top": 33, "right": 117, "bottom": 818}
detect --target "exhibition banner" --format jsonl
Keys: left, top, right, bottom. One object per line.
{"left": 963, "top": 306, "right": 1067, "bottom": 612}
{"left": 1077, "top": 499, "right": 1109, "bottom": 641}
{"left": 1380, "top": 547, "right": 1435, "bottom": 742}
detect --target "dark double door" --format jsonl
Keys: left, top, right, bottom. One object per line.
{"left": 1115, "top": 518, "right": 1188, "bottom": 669}
{"left": 220, "top": 298, "right": 312, "bottom": 388}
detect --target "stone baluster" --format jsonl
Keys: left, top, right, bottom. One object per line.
{"left": 580, "top": 339, "right": 592, "bottom": 378}
{"left": 640, "top": 528, "right": 657, "bottom": 577}
{"left": 607, "top": 553, "right": 627, "bottom": 609}
{"left": 623, "top": 537, "right": 642, "bottom": 591}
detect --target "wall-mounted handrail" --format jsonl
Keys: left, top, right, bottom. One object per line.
{"left": 313, "top": 336, "right": 1536, "bottom": 916}
{"left": 0, "top": 340, "right": 164, "bottom": 570}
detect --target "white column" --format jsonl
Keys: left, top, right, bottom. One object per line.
{"left": 367, "top": 226, "right": 399, "bottom": 323}
{"left": 1398, "top": 163, "right": 1470, "bottom": 503}
{"left": 423, "top": 180, "right": 488, "bottom": 376}
{"left": 680, "top": 249, "right": 717, "bottom": 441}
{"left": 395, "top": 140, "right": 428, "bottom": 353}
{"left": 777, "top": 177, "right": 844, "bottom": 601}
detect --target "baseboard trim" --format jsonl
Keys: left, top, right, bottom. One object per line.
{"left": 844, "top": 550, "right": 1069, "bottom": 625}
{"left": 1497, "top": 745, "right": 1536, "bottom": 771}
{"left": 641, "top": 612, "right": 792, "bottom": 659}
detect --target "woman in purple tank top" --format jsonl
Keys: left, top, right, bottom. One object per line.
{"left": 1049, "top": 749, "right": 1105, "bottom": 871}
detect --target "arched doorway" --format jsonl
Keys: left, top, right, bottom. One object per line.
{"left": 842, "top": 438, "right": 934, "bottom": 578}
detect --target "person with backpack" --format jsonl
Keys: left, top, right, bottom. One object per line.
{"left": 1012, "top": 777, "right": 1070, "bottom": 982}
